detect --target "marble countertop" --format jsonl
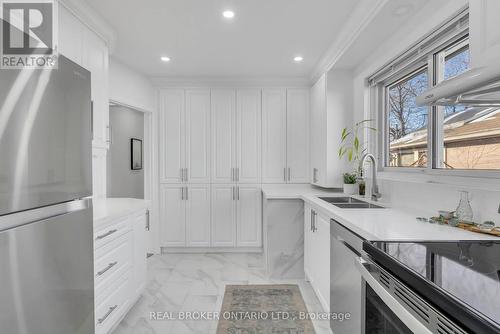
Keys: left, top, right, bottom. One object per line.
{"left": 302, "top": 194, "right": 498, "bottom": 241}
{"left": 261, "top": 184, "right": 343, "bottom": 199}
{"left": 93, "top": 198, "right": 149, "bottom": 228}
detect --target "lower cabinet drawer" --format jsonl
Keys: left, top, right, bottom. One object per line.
{"left": 95, "top": 273, "right": 131, "bottom": 334}
{"left": 95, "top": 232, "right": 132, "bottom": 289}
{"left": 94, "top": 217, "right": 131, "bottom": 249}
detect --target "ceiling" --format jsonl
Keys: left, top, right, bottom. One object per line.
{"left": 84, "top": 0, "right": 361, "bottom": 78}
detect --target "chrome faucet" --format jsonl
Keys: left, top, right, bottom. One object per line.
{"left": 359, "top": 153, "right": 381, "bottom": 201}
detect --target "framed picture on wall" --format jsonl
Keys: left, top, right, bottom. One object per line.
{"left": 131, "top": 138, "right": 143, "bottom": 170}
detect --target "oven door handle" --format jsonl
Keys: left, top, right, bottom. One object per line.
{"left": 355, "top": 257, "right": 433, "bottom": 334}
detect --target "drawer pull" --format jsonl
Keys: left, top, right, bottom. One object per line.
{"left": 97, "top": 261, "right": 118, "bottom": 276}
{"left": 96, "top": 229, "right": 118, "bottom": 240}
{"left": 97, "top": 305, "right": 118, "bottom": 324}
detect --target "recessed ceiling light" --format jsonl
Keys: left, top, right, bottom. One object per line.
{"left": 393, "top": 5, "right": 413, "bottom": 16}
{"left": 222, "top": 10, "right": 235, "bottom": 19}
{"left": 161, "top": 56, "right": 171, "bottom": 62}
{"left": 294, "top": 56, "right": 304, "bottom": 63}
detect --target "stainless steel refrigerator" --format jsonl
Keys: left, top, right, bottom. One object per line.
{"left": 0, "top": 55, "right": 95, "bottom": 334}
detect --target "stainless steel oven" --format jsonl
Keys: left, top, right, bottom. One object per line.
{"left": 356, "top": 256, "right": 467, "bottom": 334}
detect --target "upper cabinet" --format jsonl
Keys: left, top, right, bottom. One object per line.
{"left": 470, "top": 0, "right": 500, "bottom": 68}
{"left": 262, "top": 88, "right": 309, "bottom": 184}
{"left": 159, "top": 89, "right": 211, "bottom": 183}
{"left": 310, "top": 71, "right": 351, "bottom": 188}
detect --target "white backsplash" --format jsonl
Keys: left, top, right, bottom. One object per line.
{"left": 375, "top": 178, "right": 500, "bottom": 225}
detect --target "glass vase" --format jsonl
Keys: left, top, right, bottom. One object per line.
{"left": 456, "top": 191, "right": 473, "bottom": 222}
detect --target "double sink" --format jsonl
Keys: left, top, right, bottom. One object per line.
{"left": 319, "top": 196, "right": 385, "bottom": 209}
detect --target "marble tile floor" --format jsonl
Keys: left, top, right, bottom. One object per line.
{"left": 112, "top": 253, "right": 332, "bottom": 334}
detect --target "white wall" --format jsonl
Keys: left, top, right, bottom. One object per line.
{"left": 347, "top": 0, "right": 500, "bottom": 223}
{"left": 109, "top": 59, "right": 156, "bottom": 112}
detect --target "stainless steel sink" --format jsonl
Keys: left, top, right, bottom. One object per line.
{"left": 319, "top": 197, "right": 385, "bottom": 209}
{"left": 318, "top": 197, "right": 364, "bottom": 204}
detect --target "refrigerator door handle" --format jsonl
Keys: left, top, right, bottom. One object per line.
{"left": 0, "top": 198, "right": 91, "bottom": 232}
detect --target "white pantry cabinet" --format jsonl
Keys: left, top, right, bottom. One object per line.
{"left": 211, "top": 89, "right": 261, "bottom": 184}
{"left": 470, "top": 0, "right": 500, "bottom": 68}
{"left": 211, "top": 184, "right": 262, "bottom": 248}
{"left": 159, "top": 89, "right": 211, "bottom": 184}
{"left": 310, "top": 71, "right": 352, "bottom": 188}
{"left": 159, "top": 184, "right": 211, "bottom": 247}
{"left": 304, "top": 205, "right": 330, "bottom": 313}
{"left": 262, "top": 88, "right": 309, "bottom": 184}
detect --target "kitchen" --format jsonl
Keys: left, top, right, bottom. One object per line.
{"left": 0, "top": 0, "right": 499, "bottom": 334}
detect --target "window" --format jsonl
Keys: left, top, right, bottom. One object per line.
{"left": 380, "top": 29, "right": 500, "bottom": 172}
{"left": 387, "top": 68, "right": 429, "bottom": 167}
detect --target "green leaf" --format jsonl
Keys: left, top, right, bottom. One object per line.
{"left": 354, "top": 137, "right": 359, "bottom": 151}
{"left": 338, "top": 147, "right": 344, "bottom": 158}
{"left": 348, "top": 149, "right": 353, "bottom": 161}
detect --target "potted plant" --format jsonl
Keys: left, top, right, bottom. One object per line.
{"left": 338, "top": 120, "right": 376, "bottom": 195}
{"left": 343, "top": 172, "right": 358, "bottom": 195}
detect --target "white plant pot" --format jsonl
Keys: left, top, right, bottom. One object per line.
{"left": 343, "top": 183, "right": 358, "bottom": 195}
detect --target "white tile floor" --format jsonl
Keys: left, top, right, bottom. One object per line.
{"left": 112, "top": 253, "right": 332, "bottom": 334}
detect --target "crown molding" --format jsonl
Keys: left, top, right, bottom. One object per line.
{"left": 151, "top": 76, "right": 312, "bottom": 88}
{"left": 309, "top": 0, "right": 388, "bottom": 83}
{"left": 57, "top": 0, "right": 117, "bottom": 53}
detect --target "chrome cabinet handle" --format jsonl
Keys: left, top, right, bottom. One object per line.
{"left": 231, "top": 167, "right": 234, "bottom": 182}
{"left": 184, "top": 168, "right": 188, "bottom": 182}
{"left": 284, "top": 168, "right": 287, "bottom": 182}
{"left": 97, "top": 261, "right": 118, "bottom": 276}
{"left": 96, "top": 229, "right": 118, "bottom": 240}
{"left": 97, "top": 305, "right": 118, "bottom": 324}
{"left": 236, "top": 168, "right": 239, "bottom": 182}
{"left": 288, "top": 167, "right": 291, "bottom": 182}
{"left": 180, "top": 168, "right": 184, "bottom": 182}
{"left": 312, "top": 211, "right": 317, "bottom": 232}
{"left": 237, "top": 186, "right": 239, "bottom": 200}
{"left": 232, "top": 186, "right": 235, "bottom": 200}
{"left": 181, "top": 187, "right": 184, "bottom": 200}
{"left": 185, "top": 186, "right": 188, "bottom": 200}
{"left": 313, "top": 168, "right": 318, "bottom": 183}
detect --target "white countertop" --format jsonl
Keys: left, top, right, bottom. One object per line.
{"left": 261, "top": 184, "right": 343, "bottom": 199}
{"left": 301, "top": 194, "right": 498, "bottom": 241}
{"left": 93, "top": 198, "right": 149, "bottom": 228}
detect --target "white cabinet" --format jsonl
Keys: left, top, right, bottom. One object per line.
{"left": 286, "top": 89, "right": 310, "bottom": 183}
{"left": 159, "top": 89, "right": 211, "bottom": 184}
{"left": 160, "top": 184, "right": 186, "bottom": 246}
{"left": 211, "top": 185, "right": 236, "bottom": 247}
{"left": 94, "top": 202, "right": 148, "bottom": 334}
{"left": 159, "top": 184, "right": 211, "bottom": 247}
{"left": 262, "top": 88, "right": 309, "bottom": 184}
{"left": 211, "top": 89, "right": 236, "bottom": 183}
{"left": 236, "top": 185, "right": 262, "bottom": 247}
{"left": 262, "top": 89, "right": 287, "bottom": 183}
{"left": 211, "top": 89, "right": 261, "bottom": 184}
{"left": 470, "top": 0, "right": 500, "bottom": 68}
{"left": 237, "top": 89, "right": 262, "bottom": 184}
{"left": 310, "top": 71, "right": 352, "bottom": 188}
{"left": 58, "top": 6, "right": 83, "bottom": 65}
{"left": 304, "top": 206, "right": 330, "bottom": 313}
{"left": 211, "top": 184, "right": 262, "bottom": 248}
{"left": 186, "top": 90, "right": 211, "bottom": 183}
{"left": 186, "top": 185, "right": 211, "bottom": 247}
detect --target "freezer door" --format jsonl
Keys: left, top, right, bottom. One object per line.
{"left": 0, "top": 200, "right": 94, "bottom": 334}
{"left": 0, "top": 55, "right": 92, "bottom": 215}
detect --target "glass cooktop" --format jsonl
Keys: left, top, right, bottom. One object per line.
{"left": 364, "top": 240, "right": 500, "bottom": 334}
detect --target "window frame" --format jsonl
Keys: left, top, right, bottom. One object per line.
{"left": 378, "top": 35, "right": 500, "bottom": 178}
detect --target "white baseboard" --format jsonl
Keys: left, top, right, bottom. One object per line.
{"left": 161, "top": 247, "right": 263, "bottom": 253}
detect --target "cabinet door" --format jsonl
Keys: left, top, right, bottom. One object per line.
{"left": 160, "top": 184, "right": 186, "bottom": 247}
{"left": 236, "top": 89, "right": 261, "bottom": 184}
{"left": 132, "top": 212, "right": 147, "bottom": 298}
{"left": 186, "top": 184, "right": 211, "bottom": 247}
{"left": 211, "top": 89, "right": 236, "bottom": 183}
{"left": 211, "top": 185, "right": 236, "bottom": 247}
{"left": 470, "top": 0, "right": 500, "bottom": 68}
{"left": 160, "top": 90, "right": 185, "bottom": 183}
{"left": 286, "top": 88, "right": 310, "bottom": 183}
{"left": 186, "top": 89, "right": 211, "bottom": 183}
{"left": 311, "top": 213, "right": 330, "bottom": 312}
{"left": 304, "top": 205, "right": 312, "bottom": 280}
{"left": 262, "top": 89, "right": 287, "bottom": 183}
{"left": 236, "top": 185, "right": 262, "bottom": 247}
{"left": 310, "top": 75, "right": 327, "bottom": 186}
